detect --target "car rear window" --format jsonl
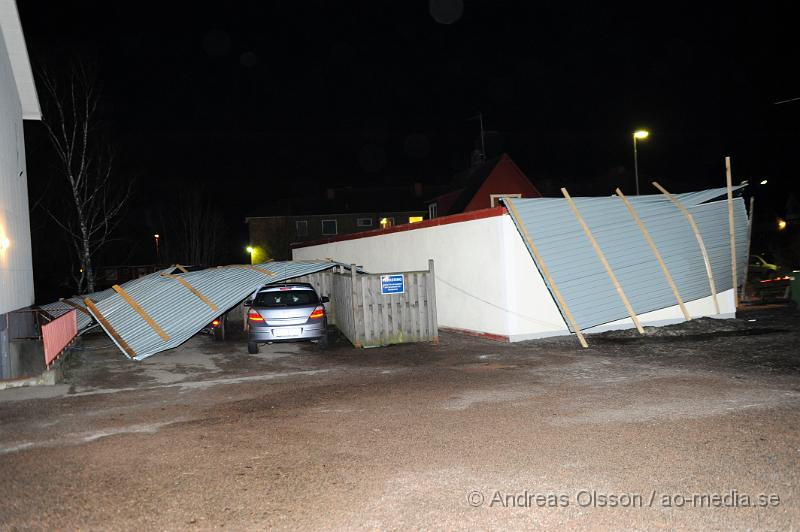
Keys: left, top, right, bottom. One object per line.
{"left": 254, "top": 289, "right": 319, "bottom": 307}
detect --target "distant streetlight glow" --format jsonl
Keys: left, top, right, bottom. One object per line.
{"left": 632, "top": 129, "right": 650, "bottom": 195}
{"left": 246, "top": 246, "right": 255, "bottom": 254}
{"left": 777, "top": 218, "right": 787, "bottom": 231}
{"left": 760, "top": 179, "right": 768, "bottom": 185}
{"left": 153, "top": 234, "right": 161, "bottom": 264}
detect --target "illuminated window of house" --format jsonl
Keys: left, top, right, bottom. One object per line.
{"left": 408, "top": 216, "right": 423, "bottom": 224}
{"left": 379, "top": 217, "right": 394, "bottom": 229}
{"left": 490, "top": 193, "right": 522, "bottom": 208}
{"left": 295, "top": 220, "right": 308, "bottom": 237}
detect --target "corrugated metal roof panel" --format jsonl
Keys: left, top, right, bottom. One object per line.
{"left": 505, "top": 188, "right": 748, "bottom": 331}
{"left": 86, "top": 261, "right": 340, "bottom": 360}
{"left": 38, "top": 268, "right": 180, "bottom": 331}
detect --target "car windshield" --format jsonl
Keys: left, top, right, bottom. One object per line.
{"left": 254, "top": 289, "right": 318, "bottom": 308}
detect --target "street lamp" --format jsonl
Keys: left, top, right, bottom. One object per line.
{"left": 246, "top": 246, "right": 255, "bottom": 264}
{"left": 153, "top": 234, "right": 161, "bottom": 264}
{"left": 633, "top": 129, "right": 649, "bottom": 196}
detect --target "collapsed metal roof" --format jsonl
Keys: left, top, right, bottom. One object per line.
{"left": 70, "top": 261, "right": 340, "bottom": 360}
{"left": 504, "top": 187, "right": 748, "bottom": 332}
{"left": 38, "top": 267, "right": 182, "bottom": 331}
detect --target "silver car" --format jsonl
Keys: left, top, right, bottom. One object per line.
{"left": 246, "top": 283, "right": 329, "bottom": 353}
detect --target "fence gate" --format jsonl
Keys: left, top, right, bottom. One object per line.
{"left": 332, "top": 260, "right": 439, "bottom": 348}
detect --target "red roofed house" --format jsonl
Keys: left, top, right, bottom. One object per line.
{"left": 427, "top": 153, "right": 541, "bottom": 219}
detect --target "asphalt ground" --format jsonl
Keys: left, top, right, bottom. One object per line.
{"left": 1, "top": 306, "right": 798, "bottom": 530}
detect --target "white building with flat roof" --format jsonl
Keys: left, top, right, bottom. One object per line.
{"left": 0, "top": 0, "right": 40, "bottom": 377}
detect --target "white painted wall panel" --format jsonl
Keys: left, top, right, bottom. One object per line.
{"left": 293, "top": 214, "right": 568, "bottom": 339}
{"left": 0, "top": 27, "right": 34, "bottom": 314}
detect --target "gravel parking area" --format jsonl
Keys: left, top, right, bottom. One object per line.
{"left": 1, "top": 306, "right": 798, "bottom": 530}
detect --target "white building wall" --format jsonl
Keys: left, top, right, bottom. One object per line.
{"left": 293, "top": 214, "right": 569, "bottom": 339}
{"left": 0, "top": 28, "right": 34, "bottom": 315}
{"left": 294, "top": 212, "right": 739, "bottom": 342}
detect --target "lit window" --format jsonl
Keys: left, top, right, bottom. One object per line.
{"left": 380, "top": 217, "right": 394, "bottom": 229}
{"left": 356, "top": 217, "right": 373, "bottom": 227}
{"left": 428, "top": 203, "right": 438, "bottom": 219}
{"left": 296, "top": 220, "right": 308, "bottom": 237}
{"left": 408, "top": 216, "right": 423, "bottom": 224}
{"left": 321, "top": 219, "right": 338, "bottom": 235}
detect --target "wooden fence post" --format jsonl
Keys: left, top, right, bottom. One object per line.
{"left": 350, "top": 264, "right": 362, "bottom": 348}
{"left": 427, "top": 259, "right": 439, "bottom": 345}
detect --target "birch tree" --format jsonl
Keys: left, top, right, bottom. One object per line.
{"left": 38, "top": 63, "right": 132, "bottom": 294}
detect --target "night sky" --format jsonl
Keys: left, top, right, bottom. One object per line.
{"left": 16, "top": 1, "right": 800, "bottom": 297}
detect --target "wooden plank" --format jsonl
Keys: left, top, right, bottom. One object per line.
{"left": 60, "top": 298, "right": 91, "bottom": 316}
{"left": 652, "top": 181, "right": 721, "bottom": 314}
{"left": 111, "top": 284, "right": 171, "bottom": 341}
{"left": 427, "top": 259, "right": 439, "bottom": 344}
{"left": 161, "top": 273, "right": 219, "bottom": 312}
{"left": 84, "top": 298, "right": 137, "bottom": 359}
{"left": 741, "top": 196, "right": 755, "bottom": 300}
{"left": 417, "top": 273, "right": 427, "bottom": 339}
{"left": 725, "top": 156, "right": 739, "bottom": 307}
{"left": 235, "top": 264, "right": 276, "bottom": 276}
{"left": 361, "top": 273, "right": 371, "bottom": 344}
{"left": 505, "top": 198, "right": 588, "bottom": 348}
{"left": 562, "top": 188, "right": 645, "bottom": 334}
{"left": 615, "top": 188, "right": 691, "bottom": 321}
{"left": 350, "top": 265, "right": 362, "bottom": 347}
{"left": 174, "top": 264, "right": 189, "bottom": 274}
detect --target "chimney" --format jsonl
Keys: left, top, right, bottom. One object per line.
{"left": 413, "top": 182, "right": 423, "bottom": 197}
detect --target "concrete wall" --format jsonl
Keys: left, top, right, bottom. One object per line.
{"left": 294, "top": 211, "right": 739, "bottom": 342}
{"left": 293, "top": 212, "right": 569, "bottom": 340}
{"left": 0, "top": 25, "right": 33, "bottom": 316}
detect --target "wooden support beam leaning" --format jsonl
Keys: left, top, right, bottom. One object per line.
{"left": 230, "top": 264, "right": 276, "bottom": 276}
{"left": 725, "top": 156, "right": 739, "bottom": 307}
{"left": 84, "top": 298, "right": 137, "bottom": 359}
{"left": 161, "top": 273, "right": 219, "bottom": 312}
{"left": 504, "top": 198, "right": 589, "bottom": 348}
{"left": 615, "top": 188, "right": 691, "bottom": 321}
{"left": 652, "top": 181, "right": 720, "bottom": 314}
{"left": 60, "top": 298, "right": 91, "bottom": 317}
{"left": 111, "top": 284, "right": 171, "bottom": 341}
{"left": 561, "top": 188, "right": 645, "bottom": 334}
{"left": 174, "top": 264, "right": 189, "bottom": 273}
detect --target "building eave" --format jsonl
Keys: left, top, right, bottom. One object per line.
{"left": 0, "top": 0, "right": 41, "bottom": 120}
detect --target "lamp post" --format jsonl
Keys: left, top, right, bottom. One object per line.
{"left": 633, "top": 129, "right": 649, "bottom": 195}
{"left": 153, "top": 234, "right": 161, "bottom": 264}
{"left": 246, "top": 246, "right": 255, "bottom": 264}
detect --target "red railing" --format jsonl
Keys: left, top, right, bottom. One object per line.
{"left": 42, "top": 309, "right": 77, "bottom": 368}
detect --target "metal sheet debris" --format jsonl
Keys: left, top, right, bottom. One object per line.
{"left": 83, "top": 261, "right": 340, "bottom": 360}
{"left": 504, "top": 187, "right": 748, "bottom": 331}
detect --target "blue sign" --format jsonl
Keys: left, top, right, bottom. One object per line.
{"left": 380, "top": 274, "right": 405, "bottom": 295}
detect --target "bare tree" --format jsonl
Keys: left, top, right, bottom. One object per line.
{"left": 161, "top": 188, "right": 226, "bottom": 267}
{"left": 38, "top": 63, "right": 132, "bottom": 294}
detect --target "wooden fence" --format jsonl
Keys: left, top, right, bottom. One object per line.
{"left": 332, "top": 260, "right": 439, "bottom": 348}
